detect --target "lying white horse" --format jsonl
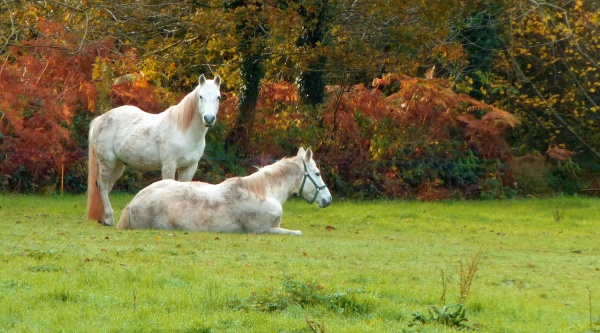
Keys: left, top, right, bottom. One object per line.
{"left": 117, "top": 148, "right": 332, "bottom": 235}
{"left": 87, "top": 75, "right": 221, "bottom": 226}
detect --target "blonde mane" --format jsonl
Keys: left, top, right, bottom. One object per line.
{"left": 238, "top": 157, "right": 301, "bottom": 200}
{"left": 170, "top": 86, "right": 199, "bottom": 132}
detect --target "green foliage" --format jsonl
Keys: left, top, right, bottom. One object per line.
{"left": 547, "top": 158, "right": 584, "bottom": 195}
{"left": 230, "top": 276, "right": 371, "bottom": 316}
{"left": 200, "top": 121, "right": 247, "bottom": 183}
{"left": 411, "top": 304, "right": 471, "bottom": 329}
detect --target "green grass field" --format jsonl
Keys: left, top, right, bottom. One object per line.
{"left": 0, "top": 194, "right": 599, "bottom": 332}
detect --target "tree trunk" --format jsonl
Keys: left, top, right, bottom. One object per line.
{"left": 224, "top": 0, "right": 266, "bottom": 155}
{"left": 225, "top": 52, "right": 264, "bottom": 154}
{"left": 296, "top": 0, "right": 331, "bottom": 107}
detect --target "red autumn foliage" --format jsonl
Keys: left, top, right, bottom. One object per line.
{"left": 1, "top": 21, "right": 519, "bottom": 198}
{"left": 547, "top": 145, "right": 575, "bottom": 161}
{"left": 241, "top": 74, "right": 519, "bottom": 199}
{"left": 0, "top": 21, "right": 168, "bottom": 191}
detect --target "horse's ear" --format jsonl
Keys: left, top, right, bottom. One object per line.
{"left": 214, "top": 75, "right": 221, "bottom": 87}
{"left": 198, "top": 74, "right": 206, "bottom": 86}
{"left": 304, "top": 148, "right": 313, "bottom": 161}
{"left": 297, "top": 147, "right": 306, "bottom": 158}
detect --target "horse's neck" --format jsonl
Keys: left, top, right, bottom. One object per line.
{"left": 262, "top": 159, "right": 303, "bottom": 203}
{"left": 168, "top": 88, "right": 205, "bottom": 138}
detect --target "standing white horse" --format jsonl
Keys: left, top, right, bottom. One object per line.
{"left": 117, "top": 148, "right": 332, "bottom": 235}
{"left": 87, "top": 74, "right": 222, "bottom": 226}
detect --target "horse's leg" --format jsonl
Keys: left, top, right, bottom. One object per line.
{"left": 108, "top": 161, "right": 125, "bottom": 191}
{"left": 161, "top": 160, "right": 177, "bottom": 180}
{"left": 254, "top": 198, "right": 303, "bottom": 236}
{"left": 96, "top": 162, "right": 117, "bottom": 226}
{"left": 176, "top": 164, "right": 198, "bottom": 181}
{"left": 268, "top": 227, "right": 303, "bottom": 236}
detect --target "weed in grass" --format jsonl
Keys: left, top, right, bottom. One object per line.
{"left": 46, "top": 289, "right": 80, "bottom": 303}
{"left": 305, "top": 316, "right": 326, "bottom": 333}
{"left": 439, "top": 269, "right": 448, "bottom": 305}
{"left": 459, "top": 251, "right": 482, "bottom": 303}
{"left": 23, "top": 248, "right": 57, "bottom": 260}
{"left": 28, "top": 264, "right": 62, "bottom": 272}
{"left": 590, "top": 287, "right": 600, "bottom": 333}
{"left": 230, "top": 276, "right": 371, "bottom": 316}
{"left": 411, "top": 303, "right": 471, "bottom": 329}
{"left": 554, "top": 206, "right": 565, "bottom": 222}
{"left": 411, "top": 251, "right": 482, "bottom": 330}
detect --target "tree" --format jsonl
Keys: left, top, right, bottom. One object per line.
{"left": 295, "top": 0, "right": 333, "bottom": 106}
{"left": 496, "top": 0, "right": 600, "bottom": 160}
{"left": 222, "top": 0, "right": 269, "bottom": 155}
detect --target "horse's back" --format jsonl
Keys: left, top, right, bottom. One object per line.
{"left": 92, "top": 105, "right": 162, "bottom": 135}
{"left": 90, "top": 105, "right": 166, "bottom": 168}
{"left": 121, "top": 179, "right": 275, "bottom": 232}
{"left": 124, "top": 180, "right": 222, "bottom": 230}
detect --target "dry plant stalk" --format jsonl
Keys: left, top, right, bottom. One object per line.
{"left": 439, "top": 269, "right": 448, "bottom": 305}
{"left": 459, "top": 251, "right": 482, "bottom": 303}
{"left": 306, "top": 316, "right": 326, "bottom": 333}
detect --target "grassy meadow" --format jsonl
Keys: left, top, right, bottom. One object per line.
{"left": 0, "top": 193, "right": 599, "bottom": 332}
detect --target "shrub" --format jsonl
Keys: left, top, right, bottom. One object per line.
{"left": 319, "top": 75, "right": 519, "bottom": 199}
{"left": 229, "top": 276, "right": 372, "bottom": 316}
{"left": 237, "top": 75, "right": 520, "bottom": 199}
{"left": 547, "top": 158, "right": 584, "bottom": 195}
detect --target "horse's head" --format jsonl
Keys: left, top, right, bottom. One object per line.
{"left": 197, "top": 74, "right": 222, "bottom": 127}
{"left": 297, "top": 147, "right": 332, "bottom": 208}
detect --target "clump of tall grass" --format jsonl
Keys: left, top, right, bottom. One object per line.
{"left": 229, "top": 276, "right": 372, "bottom": 316}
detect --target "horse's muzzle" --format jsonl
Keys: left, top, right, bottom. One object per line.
{"left": 318, "top": 196, "right": 332, "bottom": 208}
{"left": 203, "top": 114, "right": 216, "bottom": 127}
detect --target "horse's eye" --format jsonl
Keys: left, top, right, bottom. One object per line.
{"left": 217, "top": 96, "right": 221, "bottom": 100}
{"left": 199, "top": 95, "right": 203, "bottom": 100}
{"left": 315, "top": 172, "right": 321, "bottom": 177}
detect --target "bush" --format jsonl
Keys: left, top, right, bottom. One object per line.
{"left": 547, "top": 158, "right": 584, "bottom": 195}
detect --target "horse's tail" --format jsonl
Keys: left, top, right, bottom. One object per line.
{"left": 117, "top": 205, "right": 131, "bottom": 230}
{"left": 87, "top": 120, "right": 105, "bottom": 222}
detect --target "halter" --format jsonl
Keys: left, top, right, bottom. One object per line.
{"left": 299, "top": 160, "right": 328, "bottom": 204}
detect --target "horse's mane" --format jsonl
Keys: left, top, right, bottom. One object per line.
{"left": 169, "top": 86, "right": 199, "bottom": 132}
{"left": 237, "top": 157, "right": 301, "bottom": 200}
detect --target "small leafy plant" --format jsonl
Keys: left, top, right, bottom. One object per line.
{"left": 412, "top": 303, "right": 471, "bottom": 329}
{"left": 411, "top": 251, "right": 482, "bottom": 329}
